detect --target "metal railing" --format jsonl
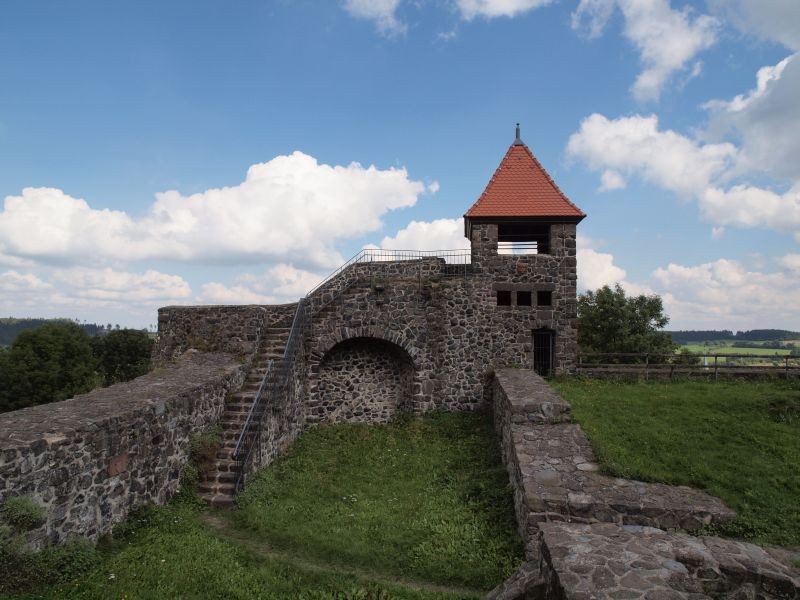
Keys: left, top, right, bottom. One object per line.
{"left": 232, "top": 297, "right": 309, "bottom": 491}
{"left": 231, "top": 247, "right": 475, "bottom": 493}
{"left": 577, "top": 352, "right": 800, "bottom": 380}
{"left": 306, "top": 248, "right": 472, "bottom": 297}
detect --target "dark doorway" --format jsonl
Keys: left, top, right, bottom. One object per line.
{"left": 532, "top": 329, "right": 554, "bottom": 376}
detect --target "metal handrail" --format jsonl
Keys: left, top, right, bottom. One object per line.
{"left": 231, "top": 247, "right": 474, "bottom": 492}
{"left": 306, "top": 248, "right": 471, "bottom": 297}
{"left": 233, "top": 298, "right": 309, "bottom": 491}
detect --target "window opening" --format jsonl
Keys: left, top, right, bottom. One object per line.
{"left": 496, "top": 290, "right": 512, "bottom": 306}
{"left": 517, "top": 291, "right": 532, "bottom": 306}
{"left": 537, "top": 290, "right": 552, "bottom": 306}
{"left": 497, "top": 223, "right": 550, "bottom": 255}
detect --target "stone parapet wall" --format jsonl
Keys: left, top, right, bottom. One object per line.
{"left": 537, "top": 522, "right": 799, "bottom": 599}
{"left": 492, "top": 369, "right": 735, "bottom": 563}
{"left": 153, "top": 304, "right": 297, "bottom": 365}
{"left": 488, "top": 370, "right": 799, "bottom": 599}
{"left": 0, "top": 352, "right": 245, "bottom": 546}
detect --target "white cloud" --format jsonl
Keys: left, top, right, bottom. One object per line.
{"left": 51, "top": 267, "right": 192, "bottom": 302}
{"left": 576, "top": 234, "right": 628, "bottom": 291}
{"left": 711, "top": 226, "right": 725, "bottom": 240}
{"left": 700, "top": 184, "right": 800, "bottom": 239}
{"left": 572, "top": 0, "right": 719, "bottom": 101}
{"left": 198, "top": 264, "right": 324, "bottom": 305}
{"left": 652, "top": 258, "right": 800, "bottom": 329}
{"left": 567, "top": 112, "right": 800, "bottom": 238}
{"left": 599, "top": 169, "right": 627, "bottom": 192}
{"left": 343, "top": 0, "right": 407, "bottom": 36}
{"left": 0, "top": 270, "right": 51, "bottom": 294}
{"left": 0, "top": 152, "right": 430, "bottom": 270}
{"left": 456, "top": 0, "right": 553, "bottom": 20}
{"left": 0, "top": 266, "right": 192, "bottom": 327}
{"left": 704, "top": 53, "right": 800, "bottom": 181}
{"left": 376, "top": 218, "right": 469, "bottom": 250}
{"left": 707, "top": 0, "right": 800, "bottom": 51}
{"left": 781, "top": 253, "right": 800, "bottom": 271}
{"left": 567, "top": 113, "right": 736, "bottom": 197}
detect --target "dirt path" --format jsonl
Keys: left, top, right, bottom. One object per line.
{"left": 200, "top": 513, "right": 487, "bottom": 599}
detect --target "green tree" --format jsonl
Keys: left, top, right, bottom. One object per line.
{"left": 578, "top": 284, "right": 675, "bottom": 362}
{"left": 92, "top": 329, "right": 153, "bottom": 386}
{"left": 0, "top": 323, "right": 100, "bottom": 412}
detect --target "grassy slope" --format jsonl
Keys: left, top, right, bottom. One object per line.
{"left": 3, "top": 411, "right": 521, "bottom": 599}
{"left": 234, "top": 411, "right": 523, "bottom": 590}
{"left": 552, "top": 378, "right": 800, "bottom": 547}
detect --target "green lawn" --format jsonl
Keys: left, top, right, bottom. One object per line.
{"left": 551, "top": 377, "right": 800, "bottom": 547}
{"left": 234, "top": 412, "right": 522, "bottom": 590}
{"left": 2, "top": 411, "right": 522, "bottom": 599}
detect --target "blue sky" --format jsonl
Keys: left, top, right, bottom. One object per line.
{"left": 1, "top": 0, "right": 798, "bottom": 330}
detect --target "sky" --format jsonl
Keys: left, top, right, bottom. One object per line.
{"left": 0, "top": 0, "right": 798, "bottom": 331}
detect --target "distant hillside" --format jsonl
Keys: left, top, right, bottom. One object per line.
{"left": 668, "top": 329, "right": 800, "bottom": 344}
{"left": 0, "top": 318, "right": 113, "bottom": 346}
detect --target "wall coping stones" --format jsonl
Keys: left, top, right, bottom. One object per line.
{"left": 0, "top": 351, "right": 242, "bottom": 450}
{"left": 537, "top": 522, "right": 800, "bottom": 599}
{"left": 488, "top": 369, "right": 781, "bottom": 599}
{"left": 493, "top": 369, "right": 735, "bottom": 536}
{"left": 494, "top": 369, "right": 572, "bottom": 424}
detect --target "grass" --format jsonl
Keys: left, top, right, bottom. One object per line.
{"left": 2, "top": 411, "right": 521, "bottom": 599}
{"left": 552, "top": 377, "right": 800, "bottom": 548}
{"left": 234, "top": 411, "right": 523, "bottom": 590}
{"left": 681, "top": 343, "right": 791, "bottom": 356}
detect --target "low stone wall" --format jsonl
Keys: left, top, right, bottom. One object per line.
{"left": 0, "top": 351, "right": 244, "bottom": 547}
{"left": 488, "top": 370, "right": 799, "bottom": 599}
{"left": 153, "top": 304, "right": 297, "bottom": 365}
{"left": 538, "top": 522, "right": 799, "bottom": 599}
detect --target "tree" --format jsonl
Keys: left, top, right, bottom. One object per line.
{"left": 0, "top": 322, "right": 100, "bottom": 412}
{"left": 578, "top": 284, "right": 675, "bottom": 361}
{"left": 92, "top": 329, "right": 153, "bottom": 386}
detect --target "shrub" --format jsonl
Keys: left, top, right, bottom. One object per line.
{"left": 189, "top": 425, "right": 223, "bottom": 466}
{"left": 0, "top": 496, "right": 45, "bottom": 531}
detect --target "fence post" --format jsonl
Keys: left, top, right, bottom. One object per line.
{"left": 644, "top": 354, "right": 649, "bottom": 382}
{"left": 786, "top": 355, "right": 790, "bottom": 378}
{"left": 714, "top": 355, "right": 718, "bottom": 381}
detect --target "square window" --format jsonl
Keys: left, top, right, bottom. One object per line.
{"left": 497, "top": 290, "right": 512, "bottom": 306}
{"left": 517, "top": 291, "right": 532, "bottom": 306}
{"left": 537, "top": 290, "right": 552, "bottom": 306}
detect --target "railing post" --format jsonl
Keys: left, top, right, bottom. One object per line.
{"left": 714, "top": 355, "right": 718, "bottom": 381}
{"left": 786, "top": 355, "right": 790, "bottom": 378}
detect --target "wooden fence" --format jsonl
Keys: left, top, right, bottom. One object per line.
{"left": 576, "top": 352, "right": 800, "bottom": 380}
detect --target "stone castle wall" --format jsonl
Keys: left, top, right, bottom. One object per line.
{"left": 0, "top": 352, "right": 245, "bottom": 546}
{"left": 153, "top": 303, "right": 297, "bottom": 365}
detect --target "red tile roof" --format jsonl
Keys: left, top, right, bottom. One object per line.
{"left": 465, "top": 142, "right": 585, "bottom": 219}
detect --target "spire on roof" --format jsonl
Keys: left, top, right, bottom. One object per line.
{"left": 463, "top": 129, "right": 586, "bottom": 221}
{"left": 514, "top": 122, "right": 523, "bottom": 146}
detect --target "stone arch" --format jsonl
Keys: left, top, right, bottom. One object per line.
{"left": 307, "top": 335, "right": 417, "bottom": 424}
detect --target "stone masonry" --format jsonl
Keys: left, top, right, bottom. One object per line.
{"left": 487, "top": 369, "right": 799, "bottom": 600}
{"left": 0, "top": 352, "right": 245, "bottom": 546}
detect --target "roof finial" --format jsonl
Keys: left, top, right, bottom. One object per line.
{"left": 514, "top": 122, "right": 523, "bottom": 145}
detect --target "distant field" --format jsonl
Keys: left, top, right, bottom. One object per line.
{"left": 682, "top": 343, "right": 791, "bottom": 356}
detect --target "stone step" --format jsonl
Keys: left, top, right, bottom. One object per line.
{"left": 199, "top": 492, "right": 236, "bottom": 509}
{"left": 200, "top": 470, "right": 237, "bottom": 484}
{"left": 511, "top": 422, "right": 735, "bottom": 532}
{"left": 197, "top": 481, "right": 236, "bottom": 496}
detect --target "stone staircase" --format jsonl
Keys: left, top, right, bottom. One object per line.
{"left": 198, "top": 327, "right": 290, "bottom": 508}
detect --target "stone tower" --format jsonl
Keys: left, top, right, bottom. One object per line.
{"left": 464, "top": 125, "right": 586, "bottom": 375}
